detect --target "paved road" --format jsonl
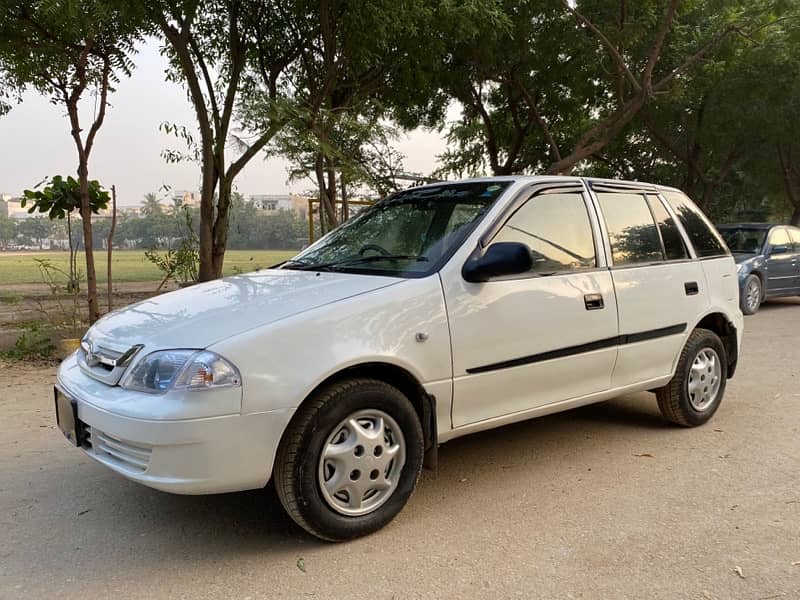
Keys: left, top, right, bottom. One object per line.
{"left": 1, "top": 299, "right": 799, "bottom": 599}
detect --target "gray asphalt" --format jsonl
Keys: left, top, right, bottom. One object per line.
{"left": 1, "top": 299, "right": 799, "bottom": 599}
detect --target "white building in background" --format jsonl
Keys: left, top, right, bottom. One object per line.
{"left": 172, "top": 190, "right": 202, "bottom": 210}
{"left": 0, "top": 195, "right": 31, "bottom": 219}
{"left": 250, "top": 194, "right": 308, "bottom": 219}
{"left": 119, "top": 206, "right": 142, "bottom": 217}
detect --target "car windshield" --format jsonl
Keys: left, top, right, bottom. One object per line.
{"left": 719, "top": 228, "right": 767, "bottom": 253}
{"left": 281, "top": 181, "right": 512, "bottom": 277}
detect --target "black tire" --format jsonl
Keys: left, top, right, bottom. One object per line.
{"left": 273, "top": 378, "right": 424, "bottom": 542}
{"left": 741, "top": 274, "right": 762, "bottom": 315}
{"left": 656, "top": 328, "right": 727, "bottom": 427}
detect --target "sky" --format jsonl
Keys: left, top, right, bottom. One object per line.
{"left": 0, "top": 40, "right": 450, "bottom": 207}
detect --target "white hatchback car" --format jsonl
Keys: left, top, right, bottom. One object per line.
{"left": 56, "top": 176, "right": 743, "bottom": 541}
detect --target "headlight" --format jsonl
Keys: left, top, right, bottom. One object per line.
{"left": 736, "top": 263, "right": 744, "bottom": 273}
{"left": 120, "top": 350, "right": 241, "bottom": 393}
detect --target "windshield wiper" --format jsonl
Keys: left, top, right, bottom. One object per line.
{"left": 289, "top": 254, "right": 429, "bottom": 272}
{"left": 273, "top": 258, "right": 312, "bottom": 268}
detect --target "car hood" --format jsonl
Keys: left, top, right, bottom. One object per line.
{"left": 732, "top": 252, "right": 759, "bottom": 264}
{"left": 89, "top": 269, "right": 403, "bottom": 350}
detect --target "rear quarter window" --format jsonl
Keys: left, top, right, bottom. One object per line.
{"left": 661, "top": 190, "right": 729, "bottom": 258}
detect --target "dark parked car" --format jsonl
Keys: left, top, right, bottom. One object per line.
{"left": 717, "top": 223, "right": 800, "bottom": 314}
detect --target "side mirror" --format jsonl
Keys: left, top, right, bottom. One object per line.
{"left": 769, "top": 244, "right": 790, "bottom": 256}
{"left": 462, "top": 242, "right": 533, "bottom": 283}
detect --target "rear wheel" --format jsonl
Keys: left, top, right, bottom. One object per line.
{"left": 274, "top": 378, "right": 424, "bottom": 541}
{"left": 741, "top": 274, "right": 762, "bottom": 315}
{"left": 656, "top": 328, "right": 727, "bottom": 427}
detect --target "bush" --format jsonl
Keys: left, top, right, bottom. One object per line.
{"left": 1, "top": 324, "right": 55, "bottom": 360}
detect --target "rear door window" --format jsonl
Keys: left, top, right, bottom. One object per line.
{"left": 661, "top": 190, "right": 728, "bottom": 258}
{"left": 647, "top": 194, "right": 689, "bottom": 260}
{"left": 596, "top": 192, "right": 663, "bottom": 266}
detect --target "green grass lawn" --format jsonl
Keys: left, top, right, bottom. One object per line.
{"left": 0, "top": 249, "right": 298, "bottom": 285}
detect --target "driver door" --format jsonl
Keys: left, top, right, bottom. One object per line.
{"left": 444, "top": 186, "right": 618, "bottom": 428}
{"left": 765, "top": 227, "right": 796, "bottom": 295}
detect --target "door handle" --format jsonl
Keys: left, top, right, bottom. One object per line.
{"left": 584, "top": 293, "right": 604, "bottom": 310}
{"left": 684, "top": 281, "right": 699, "bottom": 296}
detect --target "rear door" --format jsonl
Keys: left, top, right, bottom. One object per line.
{"left": 592, "top": 185, "right": 709, "bottom": 388}
{"left": 765, "top": 227, "right": 796, "bottom": 296}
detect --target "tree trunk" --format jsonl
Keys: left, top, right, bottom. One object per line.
{"left": 107, "top": 185, "right": 117, "bottom": 311}
{"left": 197, "top": 146, "right": 218, "bottom": 282}
{"left": 211, "top": 177, "right": 233, "bottom": 278}
{"left": 77, "top": 158, "right": 99, "bottom": 324}
{"left": 340, "top": 174, "right": 349, "bottom": 222}
{"left": 777, "top": 143, "right": 800, "bottom": 226}
{"left": 326, "top": 155, "right": 338, "bottom": 227}
{"left": 66, "top": 212, "right": 77, "bottom": 292}
{"left": 315, "top": 152, "right": 338, "bottom": 232}
{"left": 791, "top": 204, "right": 800, "bottom": 227}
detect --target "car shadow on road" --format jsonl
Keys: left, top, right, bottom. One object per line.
{"left": 757, "top": 297, "right": 800, "bottom": 311}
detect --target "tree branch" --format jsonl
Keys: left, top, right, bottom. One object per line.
{"left": 561, "top": 0, "right": 640, "bottom": 92}
{"left": 84, "top": 57, "right": 110, "bottom": 158}
{"left": 469, "top": 84, "right": 501, "bottom": 174}
{"left": 654, "top": 24, "right": 736, "bottom": 91}
{"left": 518, "top": 84, "right": 562, "bottom": 163}
{"left": 642, "top": 0, "right": 681, "bottom": 90}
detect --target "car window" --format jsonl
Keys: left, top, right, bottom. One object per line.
{"left": 789, "top": 228, "right": 800, "bottom": 251}
{"left": 597, "top": 192, "right": 663, "bottom": 266}
{"left": 720, "top": 228, "right": 767, "bottom": 254}
{"left": 493, "top": 191, "right": 596, "bottom": 273}
{"left": 768, "top": 228, "right": 791, "bottom": 249}
{"left": 662, "top": 190, "right": 728, "bottom": 258}
{"left": 647, "top": 194, "right": 688, "bottom": 260}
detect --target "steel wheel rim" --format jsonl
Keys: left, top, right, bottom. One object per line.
{"left": 317, "top": 409, "right": 406, "bottom": 517}
{"left": 745, "top": 279, "right": 760, "bottom": 311}
{"left": 687, "top": 347, "right": 722, "bottom": 411}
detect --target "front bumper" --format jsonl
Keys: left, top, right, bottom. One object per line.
{"left": 56, "top": 353, "right": 294, "bottom": 495}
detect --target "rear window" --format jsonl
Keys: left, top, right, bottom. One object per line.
{"left": 661, "top": 190, "right": 729, "bottom": 258}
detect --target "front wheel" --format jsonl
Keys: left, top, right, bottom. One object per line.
{"left": 741, "top": 274, "right": 762, "bottom": 315}
{"left": 656, "top": 328, "right": 727, "bottom": 427}
{"left": 274, "top": 378, "right": 424, "bottom": 541}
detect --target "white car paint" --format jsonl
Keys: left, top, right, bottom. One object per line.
{"left": 56, "top": 176, "right": 743, "bottom": 495}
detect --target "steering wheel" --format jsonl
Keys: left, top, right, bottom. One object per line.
{"left": 358, "top": 243, "right": 392, "bottom": 257}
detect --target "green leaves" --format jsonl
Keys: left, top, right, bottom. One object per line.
{"left": 22, "top": 175, "right": 110, "bottom": 220}
{"left": 0, "top": 0, "right": 144, "bottom": 104}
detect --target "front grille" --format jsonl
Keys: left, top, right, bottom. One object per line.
{"left": 77, "top": 340, "right": 142, "bottom": 386}
{"left": 85, "top": 426, "right": 152, "bottom": 473}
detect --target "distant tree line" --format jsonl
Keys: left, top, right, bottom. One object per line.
{"left": 0, "top": 193, "right": 307, "bottom": 251}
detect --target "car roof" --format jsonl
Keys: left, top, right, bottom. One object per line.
{"left": 412, "top": 175, "right": 671, "bottom": 191}
{"left": 716, "top": 223, "right": 777, "bottom": 230}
